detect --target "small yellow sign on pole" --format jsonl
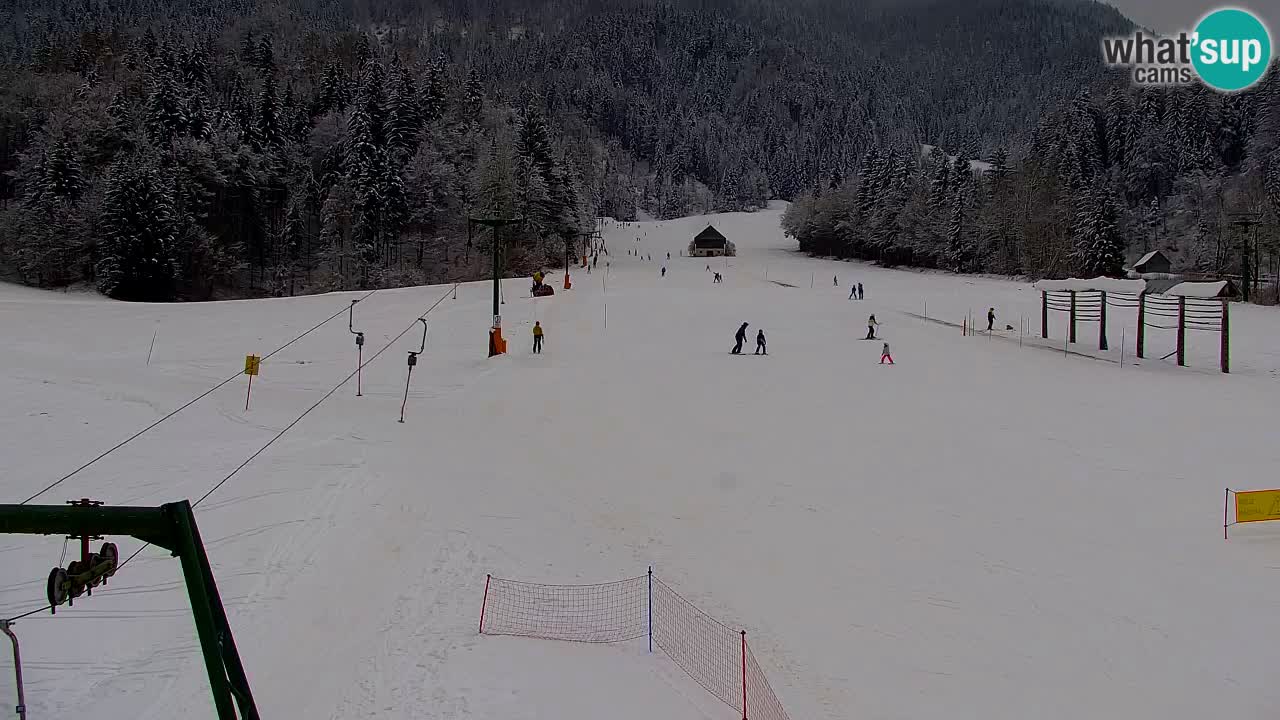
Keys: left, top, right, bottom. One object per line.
{"left": 244, "top": 355, "right": 261, "bottom": 376}
{"left": 1235, "top": 489, "right": 1280, "bottom": 524}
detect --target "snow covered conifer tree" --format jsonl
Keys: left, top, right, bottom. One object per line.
{"left": 96, "top": 161, "right": 179, "bottom": 300}
{"left": 1072, "top": 183, "right": 1125, "bottom": 277}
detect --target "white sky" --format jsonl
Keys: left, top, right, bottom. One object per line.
{"left": 1105, "top": 0, "right": 1279, "bottom": 33}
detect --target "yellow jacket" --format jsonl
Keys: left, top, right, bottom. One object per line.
{"left": 533, "top": 325, "right": 544, "bottom": 337}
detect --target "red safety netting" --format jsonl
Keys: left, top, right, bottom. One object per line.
{"left": 651, "top": 576, "right": 742, "bottom": 711}
{"left": 481, "top": 572, "right": 791, "bottom": 720}
{"left": 480, "top": 575, "right": 648, "bottom": 642}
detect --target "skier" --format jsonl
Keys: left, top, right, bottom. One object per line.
{"left": 533, "top": 321, "right": 544, "bottom": 354}
{"left": 849, "top": 286, "right": 857, "bottom": 300}
{"left": 732, "top": 322, "right": 748, "bottom": 354}
{"left": 866, "top": 314, "right": 879, "bottom": 340}
{"left": 987, "top": 308, "right": 995, "bottom": 332}
{"left": 667, "top": 252, "right": 671, "bottom": 260}
{"left": 713, "top": 272, "right": 722, "bottom": 284}
{"left": 834, "top": 275, "right": 838, "bottom": 287}
{"left": 858, "top": 283, "right": 864, "bottom": 300}
{"left": 755, "top": 329, "right": 767, "bottom": 355}
{"left": 661, "top": 266, "right": 667, "bottom": 278}
{"left": 880, "top": 341, "right": 894, "bottom": 364}
{"left": 706, "top": 264, "right": 711, "bottom": 272}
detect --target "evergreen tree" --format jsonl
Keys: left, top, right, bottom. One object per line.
{"left": 387, "top": 59, "right": 423, "bottom": 158}
{"left": 29, "top": 141, "right": 86, "bottom": 208}
{"left": 96, "top": 161, "right": 179, "bottom": 301}
{"left": 257, "top": 72, "right": 283, "bottom": 149}
{"left": 145, "top": 71, "right": 187, "bottom": 145}
{"left": 1072, "top": 183, "right": 1125, "bottom": 276}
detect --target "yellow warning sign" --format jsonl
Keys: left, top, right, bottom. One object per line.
{"left": 1235, "top": 489, "right": 1280, "bottom": 524}
{"left": 244, "top": 354, "right": 261, "bottom": 376}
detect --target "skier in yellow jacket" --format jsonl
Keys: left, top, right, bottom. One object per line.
{"left": 532, "top": 321, "right": 544, "bottom": 354}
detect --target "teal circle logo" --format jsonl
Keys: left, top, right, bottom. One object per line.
{"left": 1192, "top": 8, "right": 1272, "bottom": 91}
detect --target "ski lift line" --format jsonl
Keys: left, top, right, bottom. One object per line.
{"left": 191, "top": 283, "right": 458, "bottom": 511}
{"left": 4, "top": 285, "right": 454, "bottom": 625}
{"left": 17, "top": 291, "right": 378, "bottom": 506}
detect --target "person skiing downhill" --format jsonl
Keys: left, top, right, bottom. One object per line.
{"left": 533, "top": 321, "right": 544, "bottom": 354}
{"left": 834, "top": 275, "right": 838, "bottom": 287}
{"left": 755, "top": 329, "right": 767, "bottom": 355}
{"left": 866, "top": 314, "right": 879, "bottom": 340}
{"left": 661, "top": 266, "right": 666, "bottom": 278}
{"left": 732, "top": 323, "right": 748, "bottom": 354}
{"left": 880, "top": 341, "right": 894, "bottom": 364}
{"left": 987, "top": 308, "right": 995, "bottom": 332}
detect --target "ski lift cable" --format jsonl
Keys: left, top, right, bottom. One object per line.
{"left": 4, "top": 283, "right": 458, "bottom": 624}
{"left": 19, "top": 290, "right": 378, "bottom": 505}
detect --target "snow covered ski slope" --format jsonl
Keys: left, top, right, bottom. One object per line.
{"left": 4, "top": 202, "right": 1280, "bottom": 719}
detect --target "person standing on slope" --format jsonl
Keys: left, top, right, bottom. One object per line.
{"left": 732, "top": 322, "right": 748, "bottom": 354}
{"left": 533, "top": 321, "right": 544, "bottom": 354}
{"left": 880, "top": 341, "right": 894, "bottom": 364}
{"left": 987, "top": 307, "right": 995, "bottom": 332}
{"left": 866, "top": 314, "right": 879, "bottom": 340}
{"left": 661, "top": 266, "right": 666, "bottom": 278}
{"left": 849, "top": 285, "right": 857, "bottom": 300}
{"left": 833, "top": 275, "right": 838, "bottom": 287}
{"left": 755, "top": 329, "right": 767, "bottom": 355}
{"left": 858, "top": 283, "right": 864, "bottom": 300}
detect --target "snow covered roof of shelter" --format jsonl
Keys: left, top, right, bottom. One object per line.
{"left": 1134, "top": 251, "right": 1160, "bottom": 266}
{"left": 1165, "top": 281, "right": 1229, "bottom": 298}
{"left": 1032, "top": 277, "right": 1148, "bottom": 294}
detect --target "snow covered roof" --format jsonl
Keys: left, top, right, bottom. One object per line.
{"left": 1165, "top": 281, "right": 1231, "bottom": 298}
{"left": 1032, "top": 277, "right": 1148, "bottom": 294}
{"left": 1131, "top": 250, "right": 1171, "bottom": 272}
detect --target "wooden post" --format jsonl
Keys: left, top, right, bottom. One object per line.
{"left": 1221, "top": 298, "right": 1230, "bottom": 374}
{"left": 1176, "top": 296, "right": 1186, "bottom": 367}
{"left": 1137, "top": 292, "right": 1146, "bottom": 359}
{"left": 1098, "top": 291, "right": 1108, "bottom": 350}
{"left": 1041, "top": 291, "right": 1048, "bottom": 339}
{"left": 1069, "top": 290, "right": 1077, "bottom": 344}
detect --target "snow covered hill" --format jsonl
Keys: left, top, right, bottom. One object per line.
{"left": 4, "top": 203, "right": 1280, "bottom": 719}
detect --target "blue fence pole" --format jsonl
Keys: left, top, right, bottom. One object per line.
{"left": 648, "top": 566, "right": 653, "bottom": 653}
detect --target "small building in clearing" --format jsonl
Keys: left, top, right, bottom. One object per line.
{"left": 1132, "top": 250, "right": 1172, "bottom": 275}
{"left": 689, "top": 225, "right": 730, "bottom": 257}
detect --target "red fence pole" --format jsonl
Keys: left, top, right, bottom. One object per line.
{"left": 740, "top": 630, "right": 748, "bottom": 720}
{"left": 1098, "top": 291, "right": 1108, "bottom": 351}
{"left": 1069, "top": 290, "right": 1077, "bottom": 344}
{"left": 1221, "top": 299, "right": 1230, "bottom": 374}
{"left": 479, "top": 574, "right": 491, "bottom": 634}
{"left": 1041, "top": 291, "right": 1048, "bottom": 339}
{"left": 1137, "top": 293, "right": 1146, "bottom": 359}
{"left": 1177, "top": 296, "right": 1186, "bottom": 367}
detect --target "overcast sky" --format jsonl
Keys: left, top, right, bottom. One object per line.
{"left": 1104, "top": 0, "right": 1279, "bottom": 33}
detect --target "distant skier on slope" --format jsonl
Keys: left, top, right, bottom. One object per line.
{"left": 755, "top": 329, "right": 767, "bottom": 355}
{"left": 661, "top": 266, "right": 666, "bottom": 277}
{"left": 833, "top": 275, "right": 838, "bottom": 286}
{"left": 858, "top": 283, "right": 864, "bottom": 300}
{"left": 880, "top": 341, "right": 894, "bottom": 364}
{"left": 849, "top": 286, "right": 857, "bottom": 300}
{"left": 732, "top": 322, "right": 748, "bottom": 354}
{"left": 866, "top": 314, "right": 879, "bottom": 340}
{"left": 987, "top": 308, "right": 995, "bottom": 332}
{"left": 533, "top": 321, "right": 544, "bottom": 354}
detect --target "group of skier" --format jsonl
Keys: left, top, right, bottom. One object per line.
{"left": 848, "top": 283, "right": 865, "bottom": 300}
{"left": 731, "top": 322, "right": 767, "bottom": 355}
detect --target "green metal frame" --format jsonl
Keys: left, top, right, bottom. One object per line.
{"left": 0, "top": 501, "right": 259, "bottom": 720}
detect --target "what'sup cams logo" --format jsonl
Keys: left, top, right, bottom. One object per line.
{"left": 1102, "top": 7, "right": 1273, "bottom": 91}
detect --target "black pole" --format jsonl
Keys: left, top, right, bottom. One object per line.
{"left": 492, "top": 223, "right": 502, "bottom": 321}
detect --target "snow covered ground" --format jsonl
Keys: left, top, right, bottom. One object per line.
{"left": 4, "top": 202, "right": 1280, "bottom": 719}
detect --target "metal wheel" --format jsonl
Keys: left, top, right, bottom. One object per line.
{"left": 47, "top": 567, "right": 69, "bottom": 611}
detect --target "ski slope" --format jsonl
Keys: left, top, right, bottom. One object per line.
{"left": 4, "top": 202, "right": 1280, "bottom": 719}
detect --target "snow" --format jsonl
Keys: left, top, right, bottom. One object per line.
{"left": 1166, "top": 281, "right": 1229, "bottom": 298}
{"left": 4, "top": 202, "right": 1280, "bottom": 720}
{"left": 1033, "top": 277, "right": 1149, "bottom": 294}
